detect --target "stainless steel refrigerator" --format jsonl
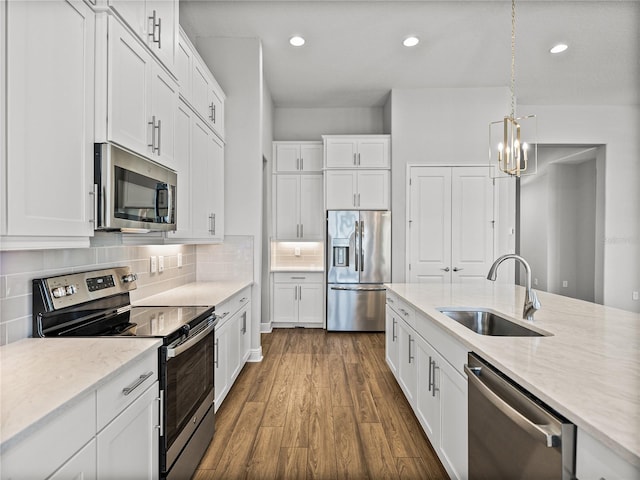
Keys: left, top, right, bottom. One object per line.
{"left": 326, "top": 210, "right": 391, "bottom": 331}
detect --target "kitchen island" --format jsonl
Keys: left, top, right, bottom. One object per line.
{"left": 386, "top": 282, "right": 640, "bottom": 475}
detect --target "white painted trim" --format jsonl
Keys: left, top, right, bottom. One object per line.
{"left": 260, "top": 322, "right": 272, "bottom": 333}
{"left": 248, "top": 347, "right": 263, "bottom": 363}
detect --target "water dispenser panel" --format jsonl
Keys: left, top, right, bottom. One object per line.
{"left": 333, "top": 246, "right": 349, "bottom": 267}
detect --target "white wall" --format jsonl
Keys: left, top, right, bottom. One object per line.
{"left": 520, "top": 173, "right": 549, "bottom": 291}
{"left": 518, "top": 105, "right": 640, "bottom": 312}
{"left": 262, "top": 81, "right": 274, "bottom": 330}
{"left": 389, "top": 87, "right": 512, "bottom": 282}
{"left": 195, "top": 36, "right": 265, "bottom": 356}
{"left": 274, "top": 107, "right": 385, "bottom": 140}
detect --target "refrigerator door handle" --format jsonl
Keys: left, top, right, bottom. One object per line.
{"left": 330, "top": 286, "right": 387, "bottom": 292}
{"left": 360, "top": 221, "right": 365, "bottom": 272}
{"left": 354, "top": 221, "right": 359, "bottom": 272}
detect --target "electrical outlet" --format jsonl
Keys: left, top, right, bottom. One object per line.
{"left": 158, "top": 255, "right": 164, "bottom": 273}
{"left": 150, "top": 256, "right": 157, "bottom": 273}
{"left": 562, "top": 280, "right": 568, "bottom": 288}
{"left": 177, "top": 253, "right": 183, "bottom": 268}
{"left": 633, "top": 291, "right": 639, "bottom": 301}
{"left": 294, "top": 247, "right": 301, "bottom": 257}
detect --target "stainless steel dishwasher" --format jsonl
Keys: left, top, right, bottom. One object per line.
{"left": 465, "top": 353, "right": 576, "bottom": 479}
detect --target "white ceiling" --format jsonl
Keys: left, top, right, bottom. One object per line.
{"left": 179, "top": 1, "right": 640, "bottom": 108}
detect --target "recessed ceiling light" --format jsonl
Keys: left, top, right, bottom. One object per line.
{"left": 403, "top": 36, "right": 420, "bottom": 48}
{"left": 550, "top": 43, "right": 568, "bottom": 54}
{"left": 289, "top": 36, "right": 305, "bottom": 47}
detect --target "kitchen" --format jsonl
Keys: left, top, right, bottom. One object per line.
{"left": 1, "top": 0, "right": 639, "bottom": 479}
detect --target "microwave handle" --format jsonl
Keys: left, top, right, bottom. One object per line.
{"left": 155, "top": 182, "right": 169, "bottom": 222}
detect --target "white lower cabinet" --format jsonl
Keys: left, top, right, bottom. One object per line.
{"left": 397, "top": 318, "right": 418, "bottom": 406}
{"left": 96, "top": 384, "right": 160, "bottom": 479}
{"left": 387, "top": 293, "right": 468, "bottom": 480}
{"left": 385, "top": 305, "right": 399, "bottom": 377}
{"left": 214, "top": 316, "right": 231, "bottom": 411}
{"left": 272, "top": 273, "right": 324, "bottom": 327}
{"left": 1, "top": 348, "right": 160, "bottom": 480}
{"left": 214, "top": 287, "right": 252, "bottom": 411}
{"left": 576, "top": 428, "right": 640, "bottom": 480}
{"left": 49, "top": 439, "right": 97, "bottom": 480}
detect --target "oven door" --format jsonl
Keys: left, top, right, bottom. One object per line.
{"left": 161, "top": 318, "right": 215, "bottom": 474}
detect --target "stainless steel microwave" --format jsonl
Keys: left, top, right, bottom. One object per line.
{"left": 94, "top": 143, "right": 177, "bottom": 232}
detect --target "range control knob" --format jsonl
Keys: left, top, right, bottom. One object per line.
{"left": 51, "top": 287, "right": 67, "bottom": 298}
{"left": 65, "top": 285, "right": 77, "bottom": 296}
{"left": 122, "top": 273, "right": 138, "bottom": 284}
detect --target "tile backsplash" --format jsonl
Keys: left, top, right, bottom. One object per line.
{"left": 0, "top": 235, "right": 255, "bottom": 346}
{"left": 270, "top": 241, "right": 324, "bottom": 270}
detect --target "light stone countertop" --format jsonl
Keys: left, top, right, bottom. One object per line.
{"left": 385, "top": 282, "right": 640, "bottom": 467}
{"left": 132, "top": 280, "right": 253, "bottom": 307}
{"left": 0, "top": 337, "right": 162, "bottom": 451}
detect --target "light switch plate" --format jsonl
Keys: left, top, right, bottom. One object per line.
{"left": 177, "top": 253, "right": 183, "bottom": 268}
{"left": 158, "top": 256, "right": 164, "bottom": 273}
{"left": 150, "top": 256, "right": 157, "bottom": 273}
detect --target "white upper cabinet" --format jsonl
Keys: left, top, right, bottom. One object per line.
{"left": 178, "top": 29, "right": 226, "bottom": 140}
{"left": 1, "top": 0, "right": 95, "bottom": 246}
{"left": 272, "top": 141, "right": 324, "bottom": 240}
{"left": 325, "top": 170, "right": 390, "bottom": 210}
{"left": 273, "top": 142, "right": 323, "bottom": 173}
{"left": 324, "top": 135, "right": 390, "bottom": 169}
{"left": 274, "top": 174, "right": 323, "bottom": 240}
{"left": 168, "top": 106, "right": 224, "bottom": 243}
{"left": 107, "top": 0, "right": 177, "bottom": 71}
{"left": 100, "top": 14, "right": 177, "bottom": 168}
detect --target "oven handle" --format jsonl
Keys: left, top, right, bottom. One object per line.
{"left": 166, "top": 320, "right": 215, "bottom": 359}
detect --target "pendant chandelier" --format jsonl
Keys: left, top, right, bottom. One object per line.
{"left": 489, "top": 0, "right": 537, "bottom": 178}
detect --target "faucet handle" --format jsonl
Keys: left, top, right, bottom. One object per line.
{"left": 529, "top": 289, "right": 541, "bottom": 310}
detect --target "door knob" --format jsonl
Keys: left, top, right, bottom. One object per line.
{"left": 453, "top": 267, "right": 464, "bottom": 272}
{"left": 441, "top": 267, "right": 450, "bottom": 272}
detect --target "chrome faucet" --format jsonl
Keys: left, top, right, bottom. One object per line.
{"left": 487, "top": 254, "right": 541, "bottom": 321}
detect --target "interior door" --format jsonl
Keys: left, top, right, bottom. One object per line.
{"left": 408, "top": 167, "right": 452, "bottom": 283}
{"left": 451, "top": 167, "right": 495, "bottom": 282}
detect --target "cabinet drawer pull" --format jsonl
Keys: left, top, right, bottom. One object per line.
{"left": 431, "top": 360, "right": 439, "bottom": 397}
{"left": 122, "top": 371, "right": 153, "bottom": 396}
{"left": 290, "top": 276, "right": 306, "bottom": 279}
{"left": 240, "top": 297, "right": 248, "bottom": 303}
{"left": 408, "top": 335, "right": 414, "bottom": 364}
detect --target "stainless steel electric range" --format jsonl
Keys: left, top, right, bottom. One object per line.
{"left": 32, "top": 266, "right": 216, "bottom": 479}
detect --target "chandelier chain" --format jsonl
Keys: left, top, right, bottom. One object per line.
{"left": 511, "top": 0, "right": 516, "bottom": 118}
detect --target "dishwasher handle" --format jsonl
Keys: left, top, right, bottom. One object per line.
{"left": 464, "top": 364, "right": 561, "bottom": 448}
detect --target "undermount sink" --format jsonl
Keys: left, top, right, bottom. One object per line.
{"left": 437, "top": 308, "right": 548, "bottom": 337}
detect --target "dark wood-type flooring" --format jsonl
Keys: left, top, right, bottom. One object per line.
{"left": 193, "top": 329, "right": 449, "bottom": 480}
